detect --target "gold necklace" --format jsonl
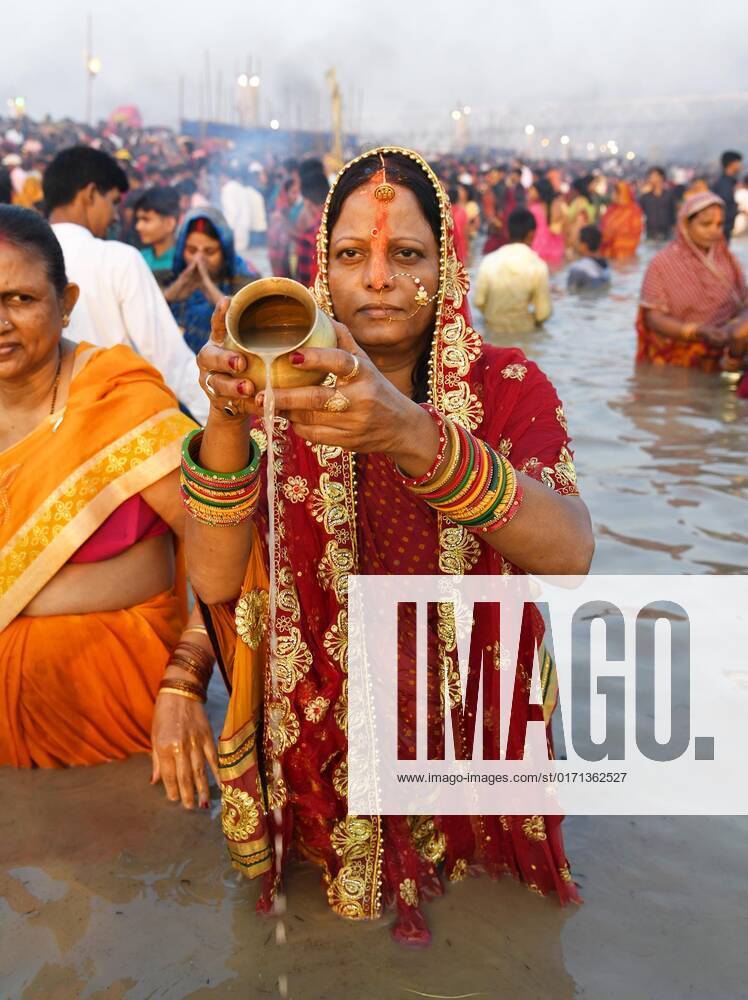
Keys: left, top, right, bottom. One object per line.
{"left": 49, "top": 347, "right": 63, "bottom": 416}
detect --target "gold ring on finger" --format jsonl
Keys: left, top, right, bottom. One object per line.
{"left": 204, "top": 371, "right": 220, "bottom": 399}
{"left": 223, "top": 400, "right": 239, "bottom": 417}
{"left": 336, "top": 355, "right": 360, "bottom": 385}
{"left": 323, "top": 388, "right": 351, "bottom": 413}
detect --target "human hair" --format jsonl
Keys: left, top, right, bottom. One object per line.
{"left": 299, "top": 159, "right": 330, "bottom": 206}
{"left": 572, "top": 176, "right": 591, "bottom": 199}
{"left": 648, "top": 166, "right": 666, "bottom": 179}
{"left": 721, "top": 150, "right": 743, "bottom": 170}
{"left": 535, "top": 177, "right": 556, "bottom": 224}
{"left": 186, "top": 215, "right": 221, "bottom": 242}
{"left": 579, "top": 224, "right": 602, "bottom": 252}
{"left": 176, "top": 177, "right": 197, "bottom": 197}
{"left": 325, "top": 152, "right": 443, "bottom": 403}
{"left": 508, "top": 207, "right": 537, "bottom": 242}
{"left": 134, "top": 185, "right": 180, "bottom": 218}
{"left": 0, "top": 167, "right": 12, "bottom": 205}
{"left": 0, "top": 204, "right": 68, "bottom": 295}
{"left": 43, "top": 146, "right": 129, "bottom": 213}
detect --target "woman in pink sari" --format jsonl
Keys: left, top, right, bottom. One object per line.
{"left": 529, "top": 178, "right": 566, "bottom": 269}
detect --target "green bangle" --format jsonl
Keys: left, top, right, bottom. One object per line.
{"left": 182, "top": 428, "right": 260, "bottom": 481}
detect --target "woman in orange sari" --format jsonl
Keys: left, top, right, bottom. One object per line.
{"left": 183, "top": 148, "right": 594, "bottom": 944}
{"left": 0, "top": 206, "right": 219, "bottom": 809}
{"left": 600, "top": 180, "right": 643, "bottom": 259}
{"left": 636, "top": 191, "right": 748, "bottom": 371}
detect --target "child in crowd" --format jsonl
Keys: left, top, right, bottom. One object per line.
{"left": 134, "top": 186, "right": 180, "bottom": 280}
{"left": 567, "top": 225, "right": 611, "bottom": 293}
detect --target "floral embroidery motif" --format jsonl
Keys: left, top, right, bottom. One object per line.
{"left": 441, "top": 315, "right": 482, "bottom": 375}
{"left": 235, "top": 589, "right": 269, "bottom": 649}
{"left": 327, "top": 815, "right": 382, "bottom": 920}
{"left": 522, "top": 815, "right": 547, "bottom": 841}
{"left": 323, "top": 609, "right": 348, "bottom": 668}
{"left": 442, "top": 250, "right": 470, "bottom": 309}
{"left": 304, "top": 695, "right": 331, "bottom": 723}
{"left": 442, "top": 381, "right": 483, "bottom": 431}
{"left": 332, "top": 759, "right": 348, "bottom": 799}
{"left": 282, "top": 475, "right": 309, "bottom": 503}
{"left": 556, "top": 406, "right": 568, "bottom": 432}
{"left": 333, "top": 678, "right": 348, "bottom": 731}
{"left": 266, "top": 772, "right": 288, "bottom": 811}
{"left": 408, "top": 816, "right": 446, "bottom": 865}
{"left": 399, "top": 878, "right": 419, "bottom": 907}
{"left": 274, "top": 627, "right": 312, "bottom": 693}
{"left": 498, "top": 437, "right": 512, "bottom": 457}
{"left": 499, "top": 815, "right": 511, "bottom": 831}
{"left": 221, "top": 784, "right": 261, "bottom": 841}
{"left": 541, "top": 446, "right": 578, "bottom": 493}
{"left": 317, "top": 540, "right": 354, "bottom": 601}
{"left": 558, "top": 864, "right": 573, "bottom": 883}
{"left": 438, "top": 524, "right": 481, "bottom": 575}
{"left": 249, "top": 427, "right": 267, "bottom": 454}
{"left": 277, "top": 567, "right": 301, "bottom": 622}
{"left": 312, "top": 442, "right": 344, "bottom": 467}
{"left": 310, "top": 473, "right": 349, "bottom": 534}
{"left": 267, "top": 696, "right": 300, "bottom": 757}
{"left": 449, "top": 858, "right": 468, "bottom": 881}
{"left": 501, "top": 363, "right": 528, "bottom": 380}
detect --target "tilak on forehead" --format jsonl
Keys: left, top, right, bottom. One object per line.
{"left": 369, "top": 154, "right": 395, "bottom": 244}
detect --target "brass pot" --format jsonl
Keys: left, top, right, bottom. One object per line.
{"left": 225, "top": 277, "right": 336, "bottom": 390}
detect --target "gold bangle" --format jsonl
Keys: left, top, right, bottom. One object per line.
{"left": 158, "top": 687, "right": 204, "bottom": 703}
{"left": 182, "top": 626, "right": 208, "bottom": 637}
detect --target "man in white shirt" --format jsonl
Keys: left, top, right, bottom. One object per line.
{"left": 474, "top": 207, "right": 552, "bottom": 337}
{"left": 44, "top": 146, "right": 208, "bottom": 423}
{"left": 220, "top": 164, "right": 250, "bottom": 256}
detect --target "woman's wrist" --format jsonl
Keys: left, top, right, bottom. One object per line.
{"left": 386, "top": 401, "right": 442, "bottom": 479}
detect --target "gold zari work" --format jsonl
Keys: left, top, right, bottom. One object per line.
{"left": 221, "top": 784, "right": 262, "bottom": 841}
{"left": 235, "top": 589, "right": 269, "bottom": 650}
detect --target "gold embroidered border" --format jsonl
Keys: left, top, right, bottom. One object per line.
{"left": 0, "top": 409, "right": 192, "bottom": 630}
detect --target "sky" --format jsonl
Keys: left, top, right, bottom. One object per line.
{"left": 3, "top": 0, "right": 748, "bottom": 152}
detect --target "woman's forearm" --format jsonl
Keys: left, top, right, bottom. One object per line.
{"left": 184, "top": 412, "right": 257, "bottom": 605}
{"left": 646, "top": 309, "right": 700, "bottom": 341}
{"left": 481, "top": 479, "right": 594, "bottom": 575}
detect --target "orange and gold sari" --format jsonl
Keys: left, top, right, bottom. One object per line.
{"left": 0, "top": 342, "right": 196, "bottom": 767}
{"left": 600, "top": 181, "right": 643, "bottom": 259}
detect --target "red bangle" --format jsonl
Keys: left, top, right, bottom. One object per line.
{"left": 422, "top": 421, "right": 473, "bottom": 503}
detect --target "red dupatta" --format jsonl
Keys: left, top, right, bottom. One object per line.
{"left": 212, "top": 147, "right": 582, "bottom": 943}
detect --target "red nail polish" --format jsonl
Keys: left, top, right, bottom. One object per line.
{"left": 229, "top": 356, "right": 241, "bottom": 370}
{"left": 291, "top": 352, "right": 305, "bottom": 365}
{"left": 238, "top": 381, "right": 252, "bottom": 396}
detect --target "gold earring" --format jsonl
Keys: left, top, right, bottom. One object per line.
{"left": 62, "top": 314, "right": 70, "bottom": 328}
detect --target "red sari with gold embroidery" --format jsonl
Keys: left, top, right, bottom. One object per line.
{"left": 203, "top": 147, "right": 582, "bottom": 944}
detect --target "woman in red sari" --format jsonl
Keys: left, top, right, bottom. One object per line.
{"left": 600, "top": 180, "right": 643, "bottom": 259}
{"left": 636, "top": 191, "right": 748, "bottom": 371}
{"left": 184, "top": 148, "right": 594, "bottom": 944}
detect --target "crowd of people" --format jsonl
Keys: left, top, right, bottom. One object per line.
{"left": 1, "top": 111, "right": 747, "bottom": 944}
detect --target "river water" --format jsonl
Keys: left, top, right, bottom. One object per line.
{"left": 1, "top": 242, "right": 747, "bottom": 1000}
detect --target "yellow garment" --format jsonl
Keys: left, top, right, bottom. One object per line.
{"left": 0, "top": 342, "right": 197, "bottom": 766}
{"left": 474, "top": 243, "right": 552, "bottom": 335}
